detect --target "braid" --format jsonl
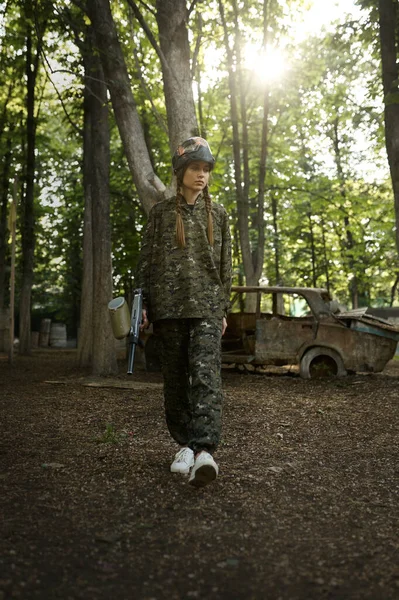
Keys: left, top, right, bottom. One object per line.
{"left": 175, "top": 178, "right": 186, "bottom": 248}
{"left": 203, "top": 184, "right": 214, "bottom": 246}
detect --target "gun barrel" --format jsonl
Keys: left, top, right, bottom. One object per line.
{"left": 125, "top": 288, "right": 143, "bottom": 375}
{"left": 127, "top": 341, "right": 136, "bottom": 375}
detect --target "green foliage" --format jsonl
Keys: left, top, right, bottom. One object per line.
{"left": 93, "top": 423, "right": 128, "bottom": 444}
{"left": 190, "top": 1, "right": 395, "bottom": 307}
{"left": 0, "top": 0, "right": 398, "bottom": 343}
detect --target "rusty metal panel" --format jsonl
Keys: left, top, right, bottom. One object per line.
{"left": 226, "top": 313, "right": 257, "bottom": 337}
{"left": 314, "top": 323, "right": 397, "bottom": 372}
{"left": 255, "top": 318, "right": 316, "bottom": 363}
{"left": 348, "top": 320, "right": 399, "bottom": 340}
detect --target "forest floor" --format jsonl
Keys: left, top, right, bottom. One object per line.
{"left": 1, "top": 349, "right": 399, "bottom": 600}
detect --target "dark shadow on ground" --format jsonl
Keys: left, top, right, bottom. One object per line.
{"left": 1, "top": 350, "right": 399, "bottom": 599}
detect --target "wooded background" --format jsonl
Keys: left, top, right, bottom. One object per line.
{"left": 1, "top": 0, "right": 398, "bottom": 374}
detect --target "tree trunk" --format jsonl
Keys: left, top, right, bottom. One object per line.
{"left": 90, "top": 58, "right": 117, "bottom": 376}
{"left": 0, "top": 129, "right": 13, "bottom": 309}
{"left": 331, "top": 117, "right": 358, "bottom": 308}
{"left": 86, "top": 0, "right": 165, "bottom": 216}
{"left": 78, "top": 72, "right": 94, "bottom": 367}
{"left": 219, "top": 0, "right": 252, "bottom": 283}
{"left": 390, "top": 271, "right": 399, "bottom": 306}
{"left": 19, "top": 20, "right": 38, "bottom": 354}
{"left": 79, "top": 29, "right": 117, "bottom": 376}
{"left": 271, "top": 192, "right": 280, "bottom": 285}
{"left": 378, "top": 0, "right": 399, "bottom": 260}
{"left": 219, "top": 0, "right": 267, "bottom": 309}
{"left": 321, "top": 218, "right": 331, "bottom": 294}
{"left": 155, "top": 0, "right": 198, "bottom": 154}
{"left": 307, "top": 209, "right": 317, "bottom": 287}
{"left": 256, "top": 82, "right": 269, "bottom": 282}
{"left": 0, "top": 83, "right": 13, "bottom": 144}
{"left": 194, "top": 13, "right": 205, "bottom": 138}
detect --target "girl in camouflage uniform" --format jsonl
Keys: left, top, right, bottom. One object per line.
{"left": 135, "top": 137, "right": 232, "bottom": 488}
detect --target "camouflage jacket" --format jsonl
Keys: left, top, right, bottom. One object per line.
{"left": 135, "top": 195, "right": 232, "bottom": 322}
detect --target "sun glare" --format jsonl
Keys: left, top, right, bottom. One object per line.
{"left": 243, "top": 44, "right": 287, "bottom": 83}
{"left": 291, "top": 0, "right": 364, "bottom": 42}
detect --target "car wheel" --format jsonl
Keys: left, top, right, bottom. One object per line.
{"left": 300, "top": 346, "right": 347, "bottom": 379}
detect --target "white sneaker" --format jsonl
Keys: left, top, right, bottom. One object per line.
{"left": 188, "top": 451, "right": 218, "bottom": 488}
{"left": 170, "top": 447, "right": 194, "bottom": 474}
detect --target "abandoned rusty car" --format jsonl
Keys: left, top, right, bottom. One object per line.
{"left": 222, "top": 286, "right": 399, "bottom": 378}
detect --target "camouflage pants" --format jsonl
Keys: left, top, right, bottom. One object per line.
{"left": 154, "top": 318, "right": 223, "bottom": 454}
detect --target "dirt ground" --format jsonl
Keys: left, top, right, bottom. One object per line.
{"left": 1, "top": 349, "right": 399, "bottom": 600}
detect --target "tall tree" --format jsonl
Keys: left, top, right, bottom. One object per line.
{"left": 377, "top": 0, "right": 399, "bottom": 294}
{"left": 58, "top": 4, "right": 118, "bottom": 374}
{"left": 86, "top": 0, "right": 165, "bottom": 215}
{"left": 0, "top": 78, "right": 16, "bottom": 306}
{"left": 82, "top": 38, "right": 117, "bottom": 375}
{"left": 0, "top": 126, "right": 14, "bottom": 309}
{"left": 86, "top": 0, "right": 203, "bottom": 214}
{"left": 19, "top": 0, "right": 47, "bottom": 354}
{"left": 218, "top": 0, "right": 267, "bottom": 296}
{"left": 154, "top": 0, "right": 199, "bottom": 153}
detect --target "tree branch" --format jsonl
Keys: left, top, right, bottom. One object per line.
{"left": 125, "top": 0, "right": 165, "bottom": 66}
{"left": 53, "top": 3, "right": 86, "bottom": 53}
{"left": 40, "top": 48, "right": 83, "bottom": 135}
{"left": 191, "top": 13, "right": 202, "bottom": 79}
{"left": 138, "top": 0, "right": 155, "bottom": 16}
{"left": 188, "top": 0, "right": 201, "bottom": 16}
{"left": 125, "top": 0, "right": 179, "bottom": 118}
{"left": 132, "top": 46, "right": 168, "bottom": 134}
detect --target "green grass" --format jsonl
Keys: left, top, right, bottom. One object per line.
{"left": 94, "top": 423, "right": 128, "bottom": 444}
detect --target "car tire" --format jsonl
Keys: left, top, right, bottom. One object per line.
{"left": 300, "top": 346, "right": 347, "bottom": 379}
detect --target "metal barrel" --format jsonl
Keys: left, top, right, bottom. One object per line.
{"left": 127, "top": 343, "right": 136, "bottom": 375}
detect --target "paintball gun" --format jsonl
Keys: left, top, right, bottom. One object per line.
{"left": 108, "top": 289, "right": 143, "bottom": 374}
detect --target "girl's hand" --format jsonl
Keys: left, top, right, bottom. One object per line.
{"left": 140, "top": 308, "right": 150, "bottom": 330}
{"left": 222, "top": 317, "right": 227, "bottom": 336}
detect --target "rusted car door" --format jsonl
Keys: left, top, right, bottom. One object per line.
{"left": 255, "top": 317, "right": 317, "bottom": 364}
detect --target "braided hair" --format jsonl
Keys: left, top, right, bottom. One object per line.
{"left": 175, "top": 170, "right": 214, "bottom": 249}
{"left": 203, "top": 184, "right": 214, "bottom": 246}
{"left": 175, "top": 177, "right": 186, "bottom": 248}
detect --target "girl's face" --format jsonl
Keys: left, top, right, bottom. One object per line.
{"left": 182, "top": 161, "right": 211, "bottom": 193}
